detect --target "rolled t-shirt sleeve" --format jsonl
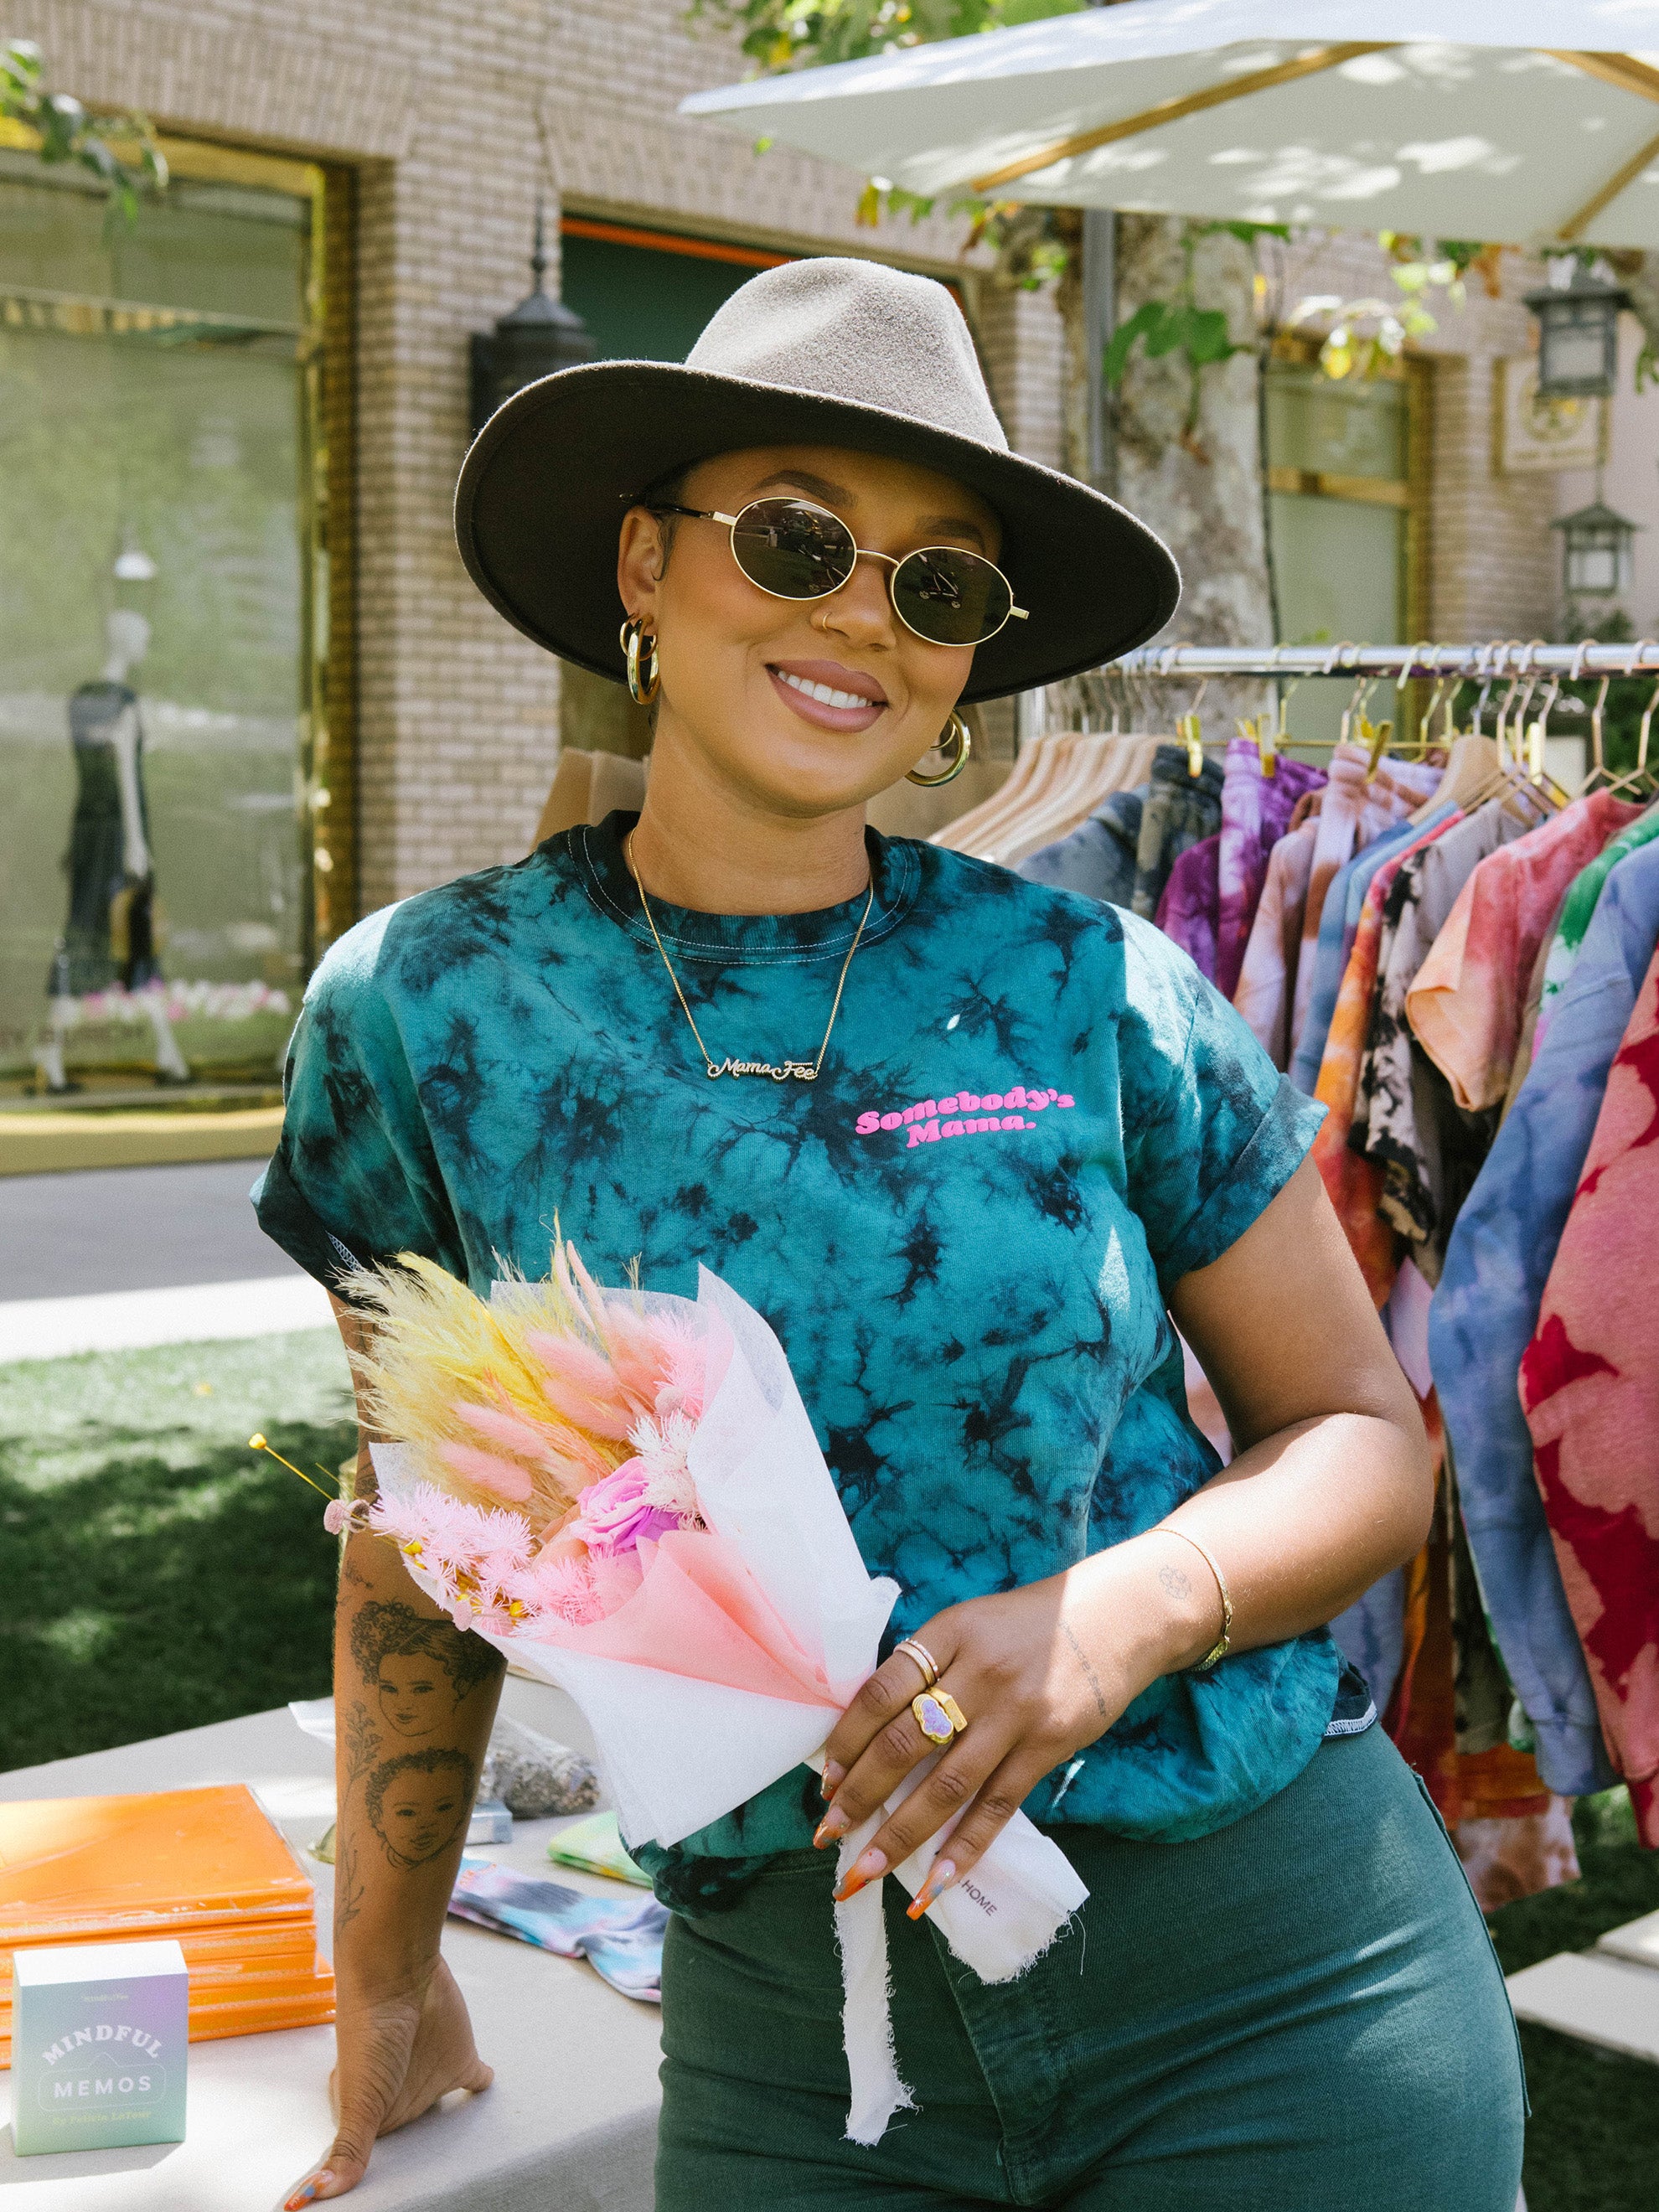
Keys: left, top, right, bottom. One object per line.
{"left": 253, "top": 912, "right": 464, "bottom": 1295}
{"left": 1117, "top": 912, "right": 1326, "bottom": 1293}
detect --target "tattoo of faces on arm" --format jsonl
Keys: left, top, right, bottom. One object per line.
{"left": 349, "top": 1600, "right": 501, "bottom": 1739}
{"left": 364, "top": 1749, "right": 476, "bottom": 1869}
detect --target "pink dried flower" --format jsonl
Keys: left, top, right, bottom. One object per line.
{"left": 451, "top": 1398, "right": 562, "bottom": 1461}
{"left": 567, "top": 1457, "right": 689, "bottom": 1556}
{"left": 437, "top": 1440, "right": 535, "bottom": 1502}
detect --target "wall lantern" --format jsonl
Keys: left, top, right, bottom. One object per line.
{"left": 468, "top": 199, "right": 596, "bottom": 437}
{"left": 1551, "top": 499, "right": 1639, "bottom": 597}
{"left": 1524, "top": 261, "right": 1627, "bottom": 399}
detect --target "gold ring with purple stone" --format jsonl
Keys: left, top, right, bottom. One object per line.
{"left": 912, "top": 1687, "right": 969, "bottom": 1744}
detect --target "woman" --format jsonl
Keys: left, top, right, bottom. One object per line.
{"left": 262, "top": 259, "right": 1523, "bottom": 2210}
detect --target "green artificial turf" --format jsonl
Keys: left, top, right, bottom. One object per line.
{"left": 0, "top": 1328, "right": 354, "bottom": 1773}
{"left": 1486, "top": 1791, "right": 1659, "bottom": 2212}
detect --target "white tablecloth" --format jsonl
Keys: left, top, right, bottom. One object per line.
{"left": 0, "top": 1679, "right": 662, "bottom": 2210}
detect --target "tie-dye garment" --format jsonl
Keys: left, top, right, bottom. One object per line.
{"left": 1289, "top": 804, "right": 1458, "bottom": 1098}
{"left": 255, "top": 815, "right": 1336, "bottom": 1872}
{"left": 1520, "top": 945, "right": 1659, "bottom": 1845}
{"left": 1214, "top": 741, "right": 1326, "bottom": 999}
{"left": 1533, "top": 801, "right": 1659, "bottom": 1052}
{"left": 1233, "top": 822, "right": 1317, "bottom": 1072}
{"left": 1019, "top": 782, "right": 1146, "bottom": 906}
{"left": 1406, "top": 791, "right": 1644, "bottom": 1113}
{"left": 1288, "top": 751, "right": 1441, "bottom": 1060}
{"left": 1355, "top": 803, "right": 1536, "bottom": 1281}
{"left": 1429, "top": 840, "right": 1659, "bottom": 1796}
{"left": 1500, "top": 886, "right": 1571, "bottom": 1126}
{"left": 1131, "top": 742, "right": 1224, "bottom": 919}
{"left": 1289, "top": 744, "right": 1371, "bottom": 1050}
{"left": 1310, "top": 814, "right": 1463, "bottom": 1305}
{"left": 1154, "top": 831, "right": 1221, "bottom": 979}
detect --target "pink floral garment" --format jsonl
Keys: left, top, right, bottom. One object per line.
{"left": 1214, "top": 740, "right": 1326, "bottom": 998}
{"left": 1406, "top": 792, "right": 1644, "bottom": 1113}
{"left": 1233, "top": 822, "right": 1316, "bottom": 1072}
{"left": 1519, "top": 945, "right": 1659, "bottom": 1847}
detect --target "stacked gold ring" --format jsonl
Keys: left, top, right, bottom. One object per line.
{"left": 895, "top": 1637, "right": 939, "bottom": 1688}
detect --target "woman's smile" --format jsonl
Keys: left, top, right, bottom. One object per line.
{"left": 767, "top": 656, "right": 890, "bottom": 735}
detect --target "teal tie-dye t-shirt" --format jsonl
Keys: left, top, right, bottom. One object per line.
{"left": 256, "top": 814, "right": 1341, "bottom": 1882}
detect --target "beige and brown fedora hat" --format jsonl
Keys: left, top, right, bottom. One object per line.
{"left": 454, "top": 255, "right": 1179, "bottom": 704}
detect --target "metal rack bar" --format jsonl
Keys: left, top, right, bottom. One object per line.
{"left": 1109, "top": 641, "right": 1659, "bottom": 681}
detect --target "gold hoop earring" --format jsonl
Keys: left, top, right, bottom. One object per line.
{"left": 906, "top": 711, "right": 972, "bottom": 788}
{"left": 620, "top": 618, "right": 660, "bottom": 706}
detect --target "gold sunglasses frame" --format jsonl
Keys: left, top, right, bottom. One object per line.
{"left": 647, "top": 497, "right": 1028, "bottom": 648}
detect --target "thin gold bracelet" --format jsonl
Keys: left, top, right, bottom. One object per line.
{"left": 1161, "top": 1527, "right": 1233, "bottom": 1671}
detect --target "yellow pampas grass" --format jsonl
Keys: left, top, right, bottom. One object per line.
{"left": 340, "top": 1249, "right": 623, "bottom": 1537}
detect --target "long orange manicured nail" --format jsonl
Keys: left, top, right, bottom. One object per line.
{"left": 907, "top": 1858, "right": 956, "bottom": 1920}
{"left": 820, "top": 1760, "right": 845, "bottom": 1799}
{"left": 832, "top": 1847, "right": 886, "bottom": 1902}
{"left": 814, "top": 1806, "right": 850, "bottom": 1848}
{"left": 286, "top": 2178, "right": 331, "bottom": 2210}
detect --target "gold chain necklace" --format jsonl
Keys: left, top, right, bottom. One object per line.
{"left": 626, "top": 832, "right": 874, "bottom": 1083}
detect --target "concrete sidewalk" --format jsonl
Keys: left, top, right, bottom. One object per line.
{"left": 0, "top": 1274, "right": 333, "bottom": 1362}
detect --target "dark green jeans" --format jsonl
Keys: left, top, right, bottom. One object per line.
{"left": 657, "top": 1724, "right": 1525, "bottom": 2209}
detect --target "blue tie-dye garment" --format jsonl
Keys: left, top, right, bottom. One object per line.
{"left": 255, "top": 815, "right": 1338, "bottom": 1877}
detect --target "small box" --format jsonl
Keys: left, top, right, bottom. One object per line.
{"left": 10, "top": 1940, "right": 188, "bottom": 2155}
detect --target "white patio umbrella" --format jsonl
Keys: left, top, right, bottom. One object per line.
{"left": 681, "top": 0, "right": 1659, "bottom": 249}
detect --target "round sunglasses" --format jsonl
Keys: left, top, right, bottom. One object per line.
{"left": 645, "top": 495, "right": 1027, "bottom": 649}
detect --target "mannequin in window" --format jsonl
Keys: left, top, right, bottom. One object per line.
{"left": 36, "top": 610, "right": 190, "bottom": 1093}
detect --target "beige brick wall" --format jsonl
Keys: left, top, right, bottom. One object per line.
{"left": 4, "top": 0, "right": 1589, "bottom": 911}
{"left": 3, "top": 0, "right": 994, "bottom": 913}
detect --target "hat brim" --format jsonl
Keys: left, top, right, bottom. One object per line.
{"left": 453, "top": 360, "right": 1179, "bottom": 704}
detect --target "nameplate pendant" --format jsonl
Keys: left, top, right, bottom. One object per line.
{"left": 704, "top": 1057, "right": 818, "bottom": 1083}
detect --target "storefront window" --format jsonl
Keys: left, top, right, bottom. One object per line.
{"left": 1265, "top": 355, "right": 1424, "bottom": 748}
{"left": 0, "top": 146, "right": 327, "bottom": 1098}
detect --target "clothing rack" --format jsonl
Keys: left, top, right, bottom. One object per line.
{"left": 1106, "top": 641, "right": 1659, "bottom": 681}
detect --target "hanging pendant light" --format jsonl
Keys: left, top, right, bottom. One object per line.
{"left": 468, "top": 195, "right": 597, "bottom": 437}
{"left": 1552, "top": 499, "right": 1639, "bottom": 597}
{"left": 1525, "top": 261, "right": 1627, "bottom": 401}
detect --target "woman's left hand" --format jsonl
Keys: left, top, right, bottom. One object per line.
{"left": 814, "top": 1536, "right": 1219, "bottom": 1915}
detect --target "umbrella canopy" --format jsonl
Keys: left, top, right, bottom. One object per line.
{"left": 682, "top": 1, "right": 1659, "bottom": 248}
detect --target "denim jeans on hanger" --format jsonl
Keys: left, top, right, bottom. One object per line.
{"left": 1019, "top": 783, "right": 1149, "bottom": 906}
{"left": 1132, "top": 743, "right": 1226, "bottom": 919}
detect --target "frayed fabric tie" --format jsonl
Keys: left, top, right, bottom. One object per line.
{"left": 816, "top": 1751, "right": 1090, "bottom": 2147}
{"left": 832, "top": 1808, "right": 916, "bottom": 2146}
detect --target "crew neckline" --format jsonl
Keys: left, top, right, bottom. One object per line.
{"left": 571, "top": 810, "right": 922, "bottom": 966}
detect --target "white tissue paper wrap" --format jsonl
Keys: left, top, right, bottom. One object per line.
{"left": 373, "top": 1265, "right": 1088, "bottom": 2143}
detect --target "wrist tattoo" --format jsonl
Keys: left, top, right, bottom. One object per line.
{"left": 1061, "top": 1622, "right": 1111, "bottom": 1728}
{"left": 1158, "top": 1563, "right": 1192, "bottom": 1603}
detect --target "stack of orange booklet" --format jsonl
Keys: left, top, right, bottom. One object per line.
{"left": 0, "top": 1785, "right": 333, "bottom": 2065}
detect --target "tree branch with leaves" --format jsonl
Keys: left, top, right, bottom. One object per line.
{"left": 2, "top": 39, "right": 167, "bottom": 232}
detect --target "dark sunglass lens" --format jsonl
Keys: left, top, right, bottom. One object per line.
{"left": 730, "top": 499, "right": 855, "bottom": 599}
{"left": 892, "top": 549, "right": 1011, "bottom": 645}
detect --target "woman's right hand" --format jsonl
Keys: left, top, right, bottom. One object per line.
{"left": 285, "top": 1960, "right": 494, "bottom": 2205}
